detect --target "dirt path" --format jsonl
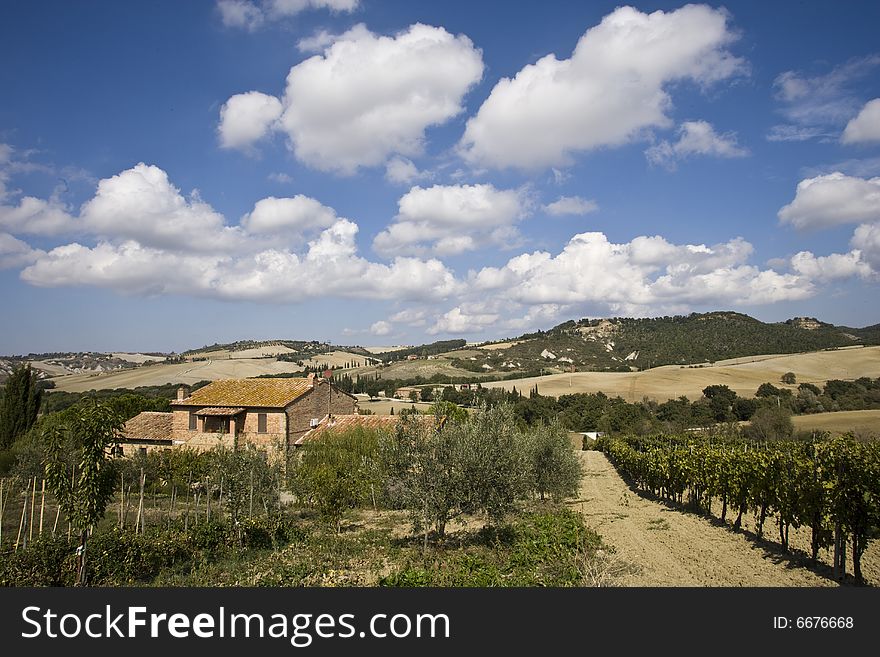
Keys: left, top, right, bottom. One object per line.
{"left": 574, "top": 451, "right": 835, "bottom": 586}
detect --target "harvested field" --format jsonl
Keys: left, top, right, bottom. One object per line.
{"left": 301, "top": 350, "right": 374, "bottom": 368}
{"left": 110, "top": 353, "right": 166, "bottom": 364}
{"left": 484, "top": 346, "right": 880, "bottom": 402}
{"left": 49, "top": 358, "right": 305, "bottom": 392}
{"left": 362, "top": 345, "right": 410, "bottom": 354}
{"left": 575, "top": 451, "right": 877, "bottom": 586}
{"left": 791, "top": 410, "right": 880, "bottom": 436}
{"left": 479, "top": 340, "right": 525, "bottom": 350}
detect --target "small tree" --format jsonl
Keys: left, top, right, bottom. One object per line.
{"left": 781, "top": 372, "right": 797, "bottom": 385}
{"left": 0, "top": 364, "right": 43, "bottom": 449}
{"left": 290, "top": 427, "right": 381, "bottom": 531}
{"left": 43, "top": 401, "right": 123, "bottom": 585}
{"left": 528, "top": 420, "right": 583, "bottom": 501}
{"left": 744, "top": 406, "right": 793, "bottom": 442}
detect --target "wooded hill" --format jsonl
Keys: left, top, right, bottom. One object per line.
{"left": 460, "top": 312, "right": 880, "bottom": 374}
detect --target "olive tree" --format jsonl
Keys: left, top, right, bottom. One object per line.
{"left": 528, "top": 420, "right": 583, "bottom": 501}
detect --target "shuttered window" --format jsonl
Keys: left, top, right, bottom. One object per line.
{"left": 258, "top": 413, "right": 267, "bottom": 433}
{"left": 189, "top": 412, "right": 197, "bottom": 431}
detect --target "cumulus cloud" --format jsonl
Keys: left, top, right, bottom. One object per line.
{"left": 373, "top": 183, "right": 529, "bottom": 256}
{"left": 842, "top": 98, "right": 880, "bottom": 144}
{"left": 0, "top": 232, "right": 43, "bottom": 270}
{"left": 768, "top": 55, "right": 880, "bottom": 142}
{"left": 384, "top": 157, "right": 429, "bottom": 185}
{"left": 469, "top": 232, "right": 810, "bottom": 315}
{"left": 0, "top": 196, "right": 76, "bottom": 236}
{"left": 10, "top": 163, "right": 460, "bottom": 306}
{"left": 777, "top": 172, "right": 880, "bottom": 230}
{"left": 370, "top": 320, "right": 392, "bottom": 336}
{"left": 645, "top": 120, "right": 748, "bottom": 169}
{"left": 388, "top": 308, "right": 427, "bottom": 326}
{"left": 459, "top": 5, "right": 745, "bottom": 170}
{"left": 428, "top": 307, "right": 500, "bottom": 335}
{"left": 790, "top": 250, "right": 873, "bottom": 281}
{"left": 852, "top": 222, "right": 880, "bottom": 269}
{"left": 221, "top": 23, "right": 483, "bottom": 174}
{"left": 542, "top": 195, "right": 598, "bottom": 216}
{"left": 218, "top": 0, "right": 358, "bottom": 31}
{"left": 241, "top": 195, "right": 339, "bottom": 236}
{"left": 218, "top": 91, "right": 283, "bottom": 150}
{"left": 80, "top": 163, "right": 248, "bottom": 253}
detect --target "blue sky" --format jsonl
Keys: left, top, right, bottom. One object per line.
{"left": 1, "top": 0, "right": 879, "bottom": 354}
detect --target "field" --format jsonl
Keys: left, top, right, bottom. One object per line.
{"left": 49, "top": 358, "right": 305, "bottom": 392}
{"left": 483, "top": 346, "right": 880, "bottom": 402}
{"left": 791, "top": 410, "right": 880, "bottom": 436}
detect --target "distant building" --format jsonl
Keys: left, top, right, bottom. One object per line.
{"left": 394, "top": 386, "right": 422, "bottom": 401}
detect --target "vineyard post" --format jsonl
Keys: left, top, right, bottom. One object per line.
{"left": 39, "top": 479, "right": 45, "bottom": 537}
{"left": 29, "top": 476, "right": 36, "bottom": 543}
{"left": 135, "top": 468, "right": 145, "bottom": 534}
{"left": 15, "top": 491, "right": 27, "bottom": 551}
{"left": 52, "top": 506, "right": 60, "bottom": 537}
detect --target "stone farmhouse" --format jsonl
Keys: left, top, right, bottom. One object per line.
{"left": 121, "top": 375, "right": 356, "bottom": 456}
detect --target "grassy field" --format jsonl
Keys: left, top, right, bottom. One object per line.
{"left": 791, "top": 410, "right": 880, "bottom": 436}
{"left": 483, "top": 346, "right": 880, "bottom": 402}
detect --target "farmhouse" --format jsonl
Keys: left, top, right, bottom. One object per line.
{"left": 121, "top": 375, "right": 356, "bottom": 455}
{"left": 393, "top": 386, "right": 422, "bottom": 401}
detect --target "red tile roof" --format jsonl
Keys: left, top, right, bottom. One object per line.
{"left": 123, "top": 411, "right": 173, "bottom": 441}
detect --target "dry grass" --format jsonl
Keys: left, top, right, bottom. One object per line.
{"left": 483, "top": 346, "right": 880, "bottom": 402}
{"left": 792, "top": 410, "right": 880, "bottom": 436}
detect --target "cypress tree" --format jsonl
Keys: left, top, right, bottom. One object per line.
{"left": 0, "top": 364, "right": 43, "bottom": 449}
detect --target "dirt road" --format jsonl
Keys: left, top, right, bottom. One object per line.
{"left": 575, "top": 451, "right": 836, "bottom": 586}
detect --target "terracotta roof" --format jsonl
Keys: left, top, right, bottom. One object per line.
{"left": 173, "top": 378, "right": 316, "bottom": 408}
{"left": 296, "top": 413, "right": 434, "bottom": 445}
{"left": 196, "top": 407, "right": 245, "bottom": 416}
{"left": 123, "top": 412, "right": 173, "bottom": 441}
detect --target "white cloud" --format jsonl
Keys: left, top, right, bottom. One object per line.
{"left": 373, "top": 183, "right": 529, "bottom": 256}
{"left": 469, "top": 232, "right": 810, "bottom": 313}
{"left": 80, "top": 163, "right": 248, "bottom": 253}
{"left": 217, "top": 0, "right": 264, "bottom": 30}
{"left": 543, "top": 195, "right": 598, "bottom": 216}
{"left": 0, "top": 232, "right": 43, "bottom": 270}
{"left": 428, "top": 307, "right": 499, "bottom": 335}
{"left": 241, "top": 195, "right": 339, "bottom": 235}
{"left": 769, "top": 55, "right": 880, "bottom": 142}
{"left": 218, "top": 0, "right": 358, "bottom": 31}
{"left": 842, "top": 98, "right": 880, "bottom": 144}
{"left": 0, "top": 196, "right": 76, "bottom": 236}
{"left": 370, "top": 320, "right": 392, "bottom": 336}
{"left": 852, "top": 222, "right": 880, "bottom": 269}
{"left": 459, "top": 5, "right": 745, "bottom": 170}
{"left": 268, "top": 172, "right": 294, "bottom": 184}
{"left": 778, "top": 172, "right": 880, "bottom": 230}
{"left": 222, "top": 24, "right": 483, "bottom": 174}
{"left": 645, "top": 120, "right": 748, "bottom": 168}
{"left": 22, "top": 219, "right": 461, "bottom": 303}
{"left": 388, "top": 308, "right": 427, "bottom": 326}
{"left": 218, "top": 91, "right": 283, "bottom": 150}
{"left": 384, "top": 157, "right": 428, "bottom": 185}
{"left": 790, "top": 250, "right": 873, "bottom": 281}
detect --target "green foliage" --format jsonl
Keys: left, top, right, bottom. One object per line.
{"left": 598, "top": 432, "right": 880, "bottom": 583}
{"left": 744, "top": 406, "right": 794, "bottom": 441}
{"left": 290, "top": 427, "right": 383, "bottom": 530}
{"left": 528, "top": 420, "right": 583, "bottom": 501}
{"left": 381, "top": 509, "right": 600, "bottom": 587}
{"left": 0, "top": 364, "right": 43, "bottom": 449}
{"left": 781, "top": 372, "right": 797, "bottom": 384}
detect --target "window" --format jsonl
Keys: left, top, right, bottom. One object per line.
{"left": 257, "top": 413, "right": 268, "bottom": 433}
{"left": 138, "top": 447, "right": 147, "bottom": 456}
{"left": 189, "top": 412, "right": 197, "bottom": 431}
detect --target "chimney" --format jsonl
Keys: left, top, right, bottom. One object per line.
{"left": 307, "top": 372, "right": 316, "bottom": 387}
{"left": 177, "top": 386, "right": 187, "bottom": 401}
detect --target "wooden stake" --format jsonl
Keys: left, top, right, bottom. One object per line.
{"left": 29, "top": 476, "right": 36, "bottom": 543}
{"left": 136, "top": 469, "right": 145, "bottom": 534}
{"left": 0, "top": 479, "right": 4, "bottom": 548}
{"left": 39, "top": 479, "right": 46, "bottom": 537}
{"left": 15, "top": 492, "right": 27, "bottom": 551}
{"left": 52, "top": 505, "right": 60, "bottom": 537}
